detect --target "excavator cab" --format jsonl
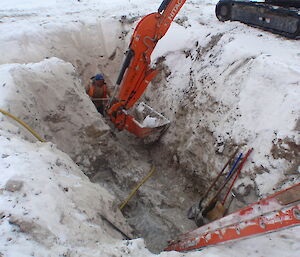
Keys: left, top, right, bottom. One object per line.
{"left": 105, "top": 0, "right": 186, "bottom": 141}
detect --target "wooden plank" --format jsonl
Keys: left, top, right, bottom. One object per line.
{"left": 275, "top": 184, "right": 300, "bottom": 205}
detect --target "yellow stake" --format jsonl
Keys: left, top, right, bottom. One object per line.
{"left": 0, "top": 109, "right": 45, "bottom": 143}
{"left": 119, "top": 166, "right": 156, "bottom": 211}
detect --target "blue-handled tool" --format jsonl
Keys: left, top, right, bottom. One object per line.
{"left": 225, "top": 153, "right": 243, "bottom": 180}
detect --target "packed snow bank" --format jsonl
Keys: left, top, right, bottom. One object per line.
{"left": 0, "top": 58, "right": 111, "bottom": 175}
{"left": 0, "top": 131, "right": 133, "bottom": 256}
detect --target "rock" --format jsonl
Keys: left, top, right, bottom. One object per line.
{"left": 5, "top": 179, "right": 23, "bottom": 192}
{"left": 84, "top": 124, "right": 108, "bottom": 138}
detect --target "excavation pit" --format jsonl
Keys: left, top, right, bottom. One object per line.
{"left": 1, "top": 5, "right": 299, "bottom": 255}
{"left": 0, "top": 18, "right": 202, "bottom": 253}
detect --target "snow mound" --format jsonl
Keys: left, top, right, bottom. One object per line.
{"left": 0, "top": 132, "right": 133, "bottom": 255}
{"left": 0, "top": 58, "right": 111, "bottom": 174}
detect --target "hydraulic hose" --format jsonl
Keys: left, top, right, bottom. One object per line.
{"left": 116, "top": 49, "right": 134, "bottom": 86}
{"left": 158, "top": 0, "right": 172, "bottom": 12}
{"left": 0, "top": 109, "right": 45, "bottom": 142}
{"left": 119, "top": 166, "right": 156, "bottom": 210}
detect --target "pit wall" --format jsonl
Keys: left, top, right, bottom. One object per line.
{"left": 0, "top": 18, "right": 130, "bottom": 86}
{"left": 144, "top": 22, "right": 300, "bottom": 204}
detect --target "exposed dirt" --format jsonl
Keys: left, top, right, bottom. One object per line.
{"left": 271, "top": 137, "right": 300, "bottom": 178}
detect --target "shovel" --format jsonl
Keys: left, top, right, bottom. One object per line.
{"left": 204, "top": 148, "right": 253, "bottom": 222}
{"left": 187, "top": 148, "right": 239, "bottom": 220}
{"left": 194, "top": 152, "right": 242, "bottom": 226}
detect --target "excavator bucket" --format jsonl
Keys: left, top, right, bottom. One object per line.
{"left": 131, "top": 102, "right": 170, "bottom": 142}
{"left": 106, "top": 100, "right": 170, "bottom": 141}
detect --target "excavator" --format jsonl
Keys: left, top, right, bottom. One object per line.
{"left": 105, "top": 0, "right": 186, "bottom": 140}
{"left": 216, "top": 0, "right": 300, "bottom": 38}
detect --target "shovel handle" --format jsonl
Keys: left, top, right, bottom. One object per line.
{"left": 225, "top": 153, "right": 243, "bottom": 180}
{"left": 91, "top": 97, "right": 109, "bottom": 101}
{"left": 222, "top": 148, "right": 253, "bottom": 205}
{"left": 116, "top": 49, "right": 134, "bottom": 85}
{"left": 198, "top": 148, "right": 239, "bottom": 208}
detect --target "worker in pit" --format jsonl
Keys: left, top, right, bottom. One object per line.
{"left": 86, "top": 73, "right": 111, "bottom": 115}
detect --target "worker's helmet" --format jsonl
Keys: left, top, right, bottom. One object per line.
{"left": 95, "top": 74, "right": 104, "bottom": 80}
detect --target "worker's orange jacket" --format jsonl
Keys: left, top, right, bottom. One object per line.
{"left": 87, "top": 84, "right": 108, "bottom": 98}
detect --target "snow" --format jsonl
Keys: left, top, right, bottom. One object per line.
{"left": 0, "top": 0, "right": 300, "bottom": 256}
{"left": 141, "top": 116, "right": 159, "bottom": 128}
{"left": 0, "top": 131, "right": 133, "bottom": 256}
{"left": 135, "top": 102, "right": 170, "bottom": 129}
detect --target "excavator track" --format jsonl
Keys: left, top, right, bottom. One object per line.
{"left": 165, "top": 183, "right": 300, "bottom": 252}
{"left": 216, "top": 0, "right": 300, "bottom": 38}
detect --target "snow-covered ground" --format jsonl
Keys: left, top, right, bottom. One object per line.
{"left": 0, "top": 0, "right": 299, "bottom": 256}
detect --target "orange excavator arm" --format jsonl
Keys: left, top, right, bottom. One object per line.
{"left": 106, "top": 0, "right": 186, "bottom": 138}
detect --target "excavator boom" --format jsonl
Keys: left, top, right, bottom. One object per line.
{"left": 117, "top": 0, "right": 187, "bottom": 109}
{"left": 107, "top": 0, "right": 186, "bottom": 139}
